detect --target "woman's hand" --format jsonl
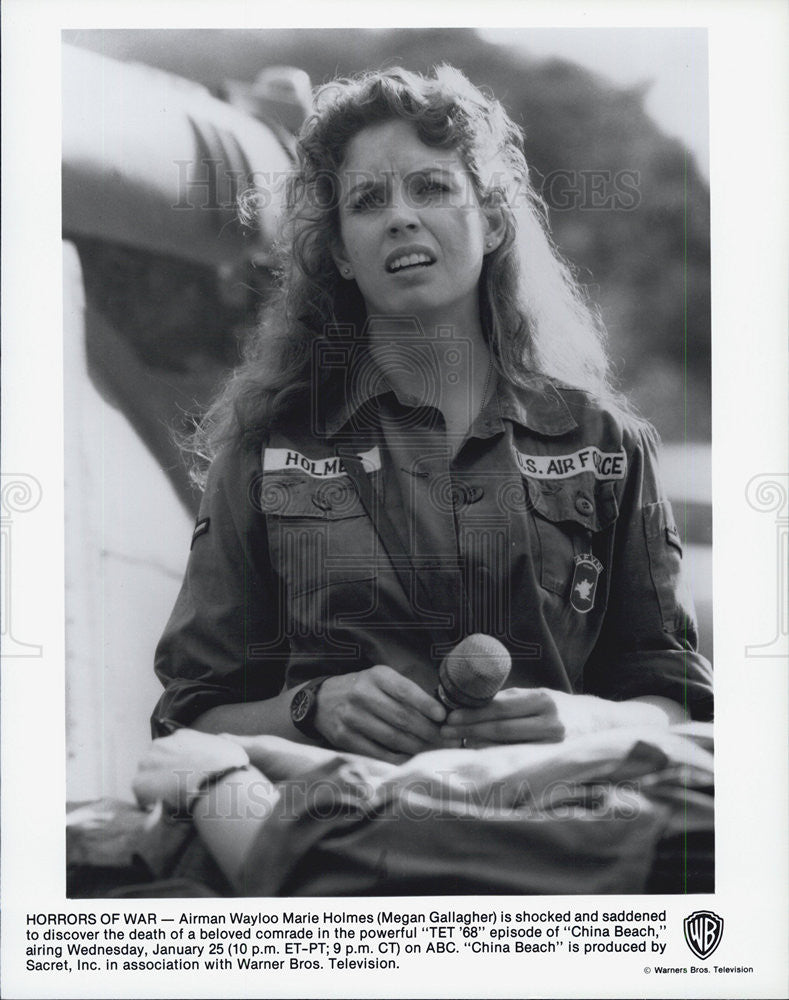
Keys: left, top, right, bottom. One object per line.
{"left": 440, "top": 688, "right": 685, "bottom": 747}
{"left": 441, "top": 689, "right": 689, "bottom": 747}
{"left": 315, "top": 665, "right": 448, "bottom": 763}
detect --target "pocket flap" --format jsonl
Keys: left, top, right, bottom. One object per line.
{"left": 527, "top": 477, "right": 619, "bottom": 532}
{"left": 256, "top": 474, "right": 370, "bottom": 520}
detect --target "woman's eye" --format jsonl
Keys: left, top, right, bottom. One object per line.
{"left": 352, "top": 189, "right": 385, "bottom": 212}
{"left": 409, "top": 178, "right": 449, "bottom": 203}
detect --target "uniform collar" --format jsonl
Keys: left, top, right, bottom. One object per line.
{"left": 494, "top": 375, "right": 578, "bottom": 436}
{"left": 318, "top": 353, "right": 400, "bottom": 439}
{"left": 456, "top": 373, "right": 579, "bottom": 439}
{"left": 320, "top": 360, "right": 578, "bottom": 439}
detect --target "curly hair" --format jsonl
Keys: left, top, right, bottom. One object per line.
{"left": 190, "top": 64, "right": 626, "bottom": 480}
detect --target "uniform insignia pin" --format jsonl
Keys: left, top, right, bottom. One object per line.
{"left": 190, "top": 517, "right": 210, "bottom": 549}
{"left": 570, "top": 554, "right": 603, "bottom": 613}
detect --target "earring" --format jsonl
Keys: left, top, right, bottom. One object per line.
{"left": 342, "top": 266, "right": 352, "bottom": 278}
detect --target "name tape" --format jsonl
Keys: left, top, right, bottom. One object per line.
{"left": 264, "top": 446, "right": 382, "bottom": 479}
{"left": 515, "top": 446, "right": 627, "bottom": 480}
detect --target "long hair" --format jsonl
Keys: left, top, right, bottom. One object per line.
{"left": 190, "top": 65, "right": 628, "bottom": 479}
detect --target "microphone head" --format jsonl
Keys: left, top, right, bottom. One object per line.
{"left": 437, "top": 634, "right": 511, "bottom": 710}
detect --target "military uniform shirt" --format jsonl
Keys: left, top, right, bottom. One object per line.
{"left": 152, "top": 372, "right": 713, "bottom": 736}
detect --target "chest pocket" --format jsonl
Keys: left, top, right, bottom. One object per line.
{"left": 526, "top": 477, "right": 619, "bottom": 597}
{"left": 258, "top": 473, "right": 379, "bottom": 599}
{"left": 257, "top": 475, "right": 366, "bottom": 519}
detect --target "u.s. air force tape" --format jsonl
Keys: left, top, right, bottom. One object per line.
{"left": 263, "top": 446, "right": 382, "bottom": 479}
{"left": 514, "top": 446, "right": 627, "bottom": 480}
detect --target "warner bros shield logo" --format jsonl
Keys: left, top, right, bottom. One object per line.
{"left": 683, "top": 910, "right": 724, "bottom": 960}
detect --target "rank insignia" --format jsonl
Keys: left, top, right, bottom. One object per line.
{"left": 570, "top": 554, "right": 603, "bottom": 613}
{"left": 190, "top": 517, "right": 210, "bottom": 549}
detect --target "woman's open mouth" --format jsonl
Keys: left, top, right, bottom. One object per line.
{"left": 385, "top": 249, "right": 436, "bottom": 273}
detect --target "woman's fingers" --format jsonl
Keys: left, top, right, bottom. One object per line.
{"left": 348, "top": 696, "right": 438, "bottom": 756}
{"left": 440, "top": 688, "right": 565, "bottom": 745}
{"left": 370, "top": 690, "right": 445, "bottom": 746}
{"left": 317, "top": 665, "right": 446, "bottom": 758}
{"left": 444, "top": 715, "right": 565, "bottom": 745}
{"left": 374, "top": 666, "right": 447, "bottom": 724}
{"left": 443, "top": 688, "right": 554, "bottom": 728}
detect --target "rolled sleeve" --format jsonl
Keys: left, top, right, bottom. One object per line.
{"left": 584, "top": 424, "right": 713, "bottom": 720}
{"left": 151, "top": 442, "right": 288, "bottom": 737}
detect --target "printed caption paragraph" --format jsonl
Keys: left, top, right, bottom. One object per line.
{"left": 21, "top": 908, "right": 675, "bottom": 974}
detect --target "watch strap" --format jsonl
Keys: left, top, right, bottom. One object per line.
{"left": 290, "top": 677, "right": 328, "bottom": 741}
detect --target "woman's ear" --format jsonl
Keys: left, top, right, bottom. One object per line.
{"left": 331, "top": 241, "right": 355, "bottom": 280}
{"left": 482, "top": 202, "right": 507, "bottom": 254}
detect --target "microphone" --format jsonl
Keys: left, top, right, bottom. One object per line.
{"left": 436, "top": 634, "right": 512, "bottom": 710}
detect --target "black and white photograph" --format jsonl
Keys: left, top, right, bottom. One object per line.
{"left": 61, "top": 24, "right": 715, "bottom": 899}
{"left": 2, "top": 3, "right": 788, "bottom": 999}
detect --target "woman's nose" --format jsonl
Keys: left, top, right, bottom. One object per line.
{"left": 386, "top": 191, "right": 420, "bottom": 235}
{"left": 388, "top": 217, "right": 418, "bottom": 236}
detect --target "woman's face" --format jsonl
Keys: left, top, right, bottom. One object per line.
{"left": 332, "top": 119, "right": 501, "bottom": 327}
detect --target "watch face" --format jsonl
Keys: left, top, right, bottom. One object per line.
{"left": 291, "top": 688, "right": 311, "bottom": 723}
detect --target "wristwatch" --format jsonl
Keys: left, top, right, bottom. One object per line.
{"left": 290, "top": 678, "right": 327, "bottom": 741}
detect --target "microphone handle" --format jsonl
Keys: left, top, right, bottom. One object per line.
{"left": 435, "top": 678, "right": 500, "bottom": 711}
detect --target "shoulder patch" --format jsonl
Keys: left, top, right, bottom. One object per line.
{"left": 191, "top": 517, "right": 210, "bottom": 548}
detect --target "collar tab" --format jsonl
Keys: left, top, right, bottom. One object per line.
{"left": 498, "top": 376, "right": 578, "bottom": 436}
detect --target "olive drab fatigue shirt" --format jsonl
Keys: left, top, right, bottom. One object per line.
{"left": 152, "top": 373, "right": 713, "bottom": 736}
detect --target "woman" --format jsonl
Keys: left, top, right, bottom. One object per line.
{"left": 152, "top": 66, "right": 712, "bottom": 765}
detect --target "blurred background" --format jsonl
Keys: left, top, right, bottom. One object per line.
{"left": 62, "top": 28, "right": 711, "bottom": 801}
